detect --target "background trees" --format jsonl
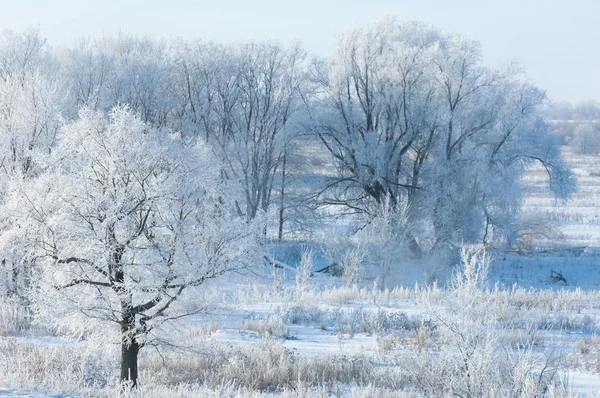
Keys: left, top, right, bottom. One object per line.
{"left": 0, "top": 21, "right": 578, "bottom": 304}
{"left": 0, "top": 107, "right": 258, "bottom": 386}
{"left": 311, "top": 18, "right": 575, "bottom": 254}
{"left": 0, "top": 28, "right": 66, "bottom": 296}
{"left": 572, "top": 122, "right": 600, "bottom": 154}
{"left": 61, "top": 34, "right": 175, "bottom": 126}
{"left": 0, "top": 21, "right": 576, "bottom": 284}
{"left": 171, "top": 41, "right": 307, "bottom": 232}
{"left": 542, "top": 100, "right": 600, "bottom": 148}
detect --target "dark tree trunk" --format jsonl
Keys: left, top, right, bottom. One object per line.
{"left": 408, "top": 235, "right": 423, "bottom": 259}
{"left": 120, "top": 322, "right": 140, "bottom": 388}
{"left": 119, "top": 295, "right": 140, "bottom": 388}
{"left": 4, "top": 259, "right": 18, "bottom": 296}
{"left": 111, "top": 225, "right": 141, "bottom": 389}
{"left": 406, "top": 194, "right": 424, "bottom": 259}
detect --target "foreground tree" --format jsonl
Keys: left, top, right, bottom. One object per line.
{"left": 0, "top": 106, "right": 257, "bottom": 387}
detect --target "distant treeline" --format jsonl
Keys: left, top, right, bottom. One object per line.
{"left": 0, "top": 20, "right": 577, "bottom": 256}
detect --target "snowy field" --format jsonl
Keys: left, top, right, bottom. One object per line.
{"left": 1, "top": 147, "right": 600, "bottom": 396}
{"left": 491, "top": 147, "right": 600, "bottom": 291}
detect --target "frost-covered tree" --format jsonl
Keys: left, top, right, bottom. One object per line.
{"left": 0, "top": 72, "right": 63, "bottom": 178}
{"left": 0, "top": 27, "right": 62, "bottom": 180}
{"left": 0, "top": 27, "right": 52, "bottom": 82}
{"left": 573, "top": 100, "right": 600, "bottom": 121}
{"left": 58, "top": 37, "right": 114, "bottom": 113}
{"left": 572, "top": 122, "right": 600, "bottom": 154}
{"left": 0, "top": 28, "right": 65, "bottom": 296}
{"left": 172, "top": 41, "right": 307, "bottom": 228}
{"left": 222, "top": 43, "right": 305, "bottom": 223}
{"left": 0, "top": 107, "right": 258, "bottom": 387}
{"left": 61, "top": 34, "right": 174, "bottom": 126}
{"left": 311, "top": 20, "right": 440, "bottom": 212}
{"left": 312, "top": 18, "right": 575, "bottom": 254}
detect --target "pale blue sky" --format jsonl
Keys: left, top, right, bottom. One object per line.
{"left": 2, "top": 0, "right": 598, "bottom": 103}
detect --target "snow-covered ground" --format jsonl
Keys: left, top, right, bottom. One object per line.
{"left": 3, "top": 147, "right": 600, "bottom": 396}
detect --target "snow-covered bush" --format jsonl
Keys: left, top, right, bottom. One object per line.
{"left": 359, "top": 198, "right": 411, "bottom": 287}
{"left": 138, "top": 340, "right": 396, "bottom": 392}
{"left": 408, "top": 246, "right": 567, "bottom": 397}
{"left": 0, "top": 338, "right": 114, "bottom": 393}
{"left": 333, "top": 308, "right": 421, "bottom": 336}
{"left": 295, "top": 247, "right": 315, "bottom": 297}
{"left": 0, "top": 299, "right": 31, "bottom": 335}
{"left": 320, "top": 199, "right": 411, "bottom": 287}
{"left": 339, "top": 245, "right": 367, "bottom": 287}
{"left": 244, "top": 313, "right": 290, "bottom": 339}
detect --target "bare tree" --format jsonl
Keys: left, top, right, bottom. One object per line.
{"left": 173, "top": 41, "right": 307, "bottom": 229}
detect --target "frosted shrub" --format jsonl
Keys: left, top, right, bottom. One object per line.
{"left": 516, "top": 215, "right": 565, "bottom": 252}
{"left": 279, "top": 305, "right": 328, "bottom": 326}
{"left": 409, "top": 245, "right": 566, "bottom": 397}
{"left": 0, "top": 339, "right": 114, "bottom": 393}
{"left": 452, "top": 245, "right": 491, "bottom": 292}
{"left": 139, "top": 341, "right": 390, "bottom": 392}
{"left": 116, "top": 383, "right": 413, "bottom": 398}
{"left": 295, "top": 247, "right": 314, "bottom": 297}
{"left": 270, "top": 268, "right": 287, "bottom": 298}
{"left": 322, "top": 197, "right": 410, "bottom": 289}
{"left": 0, "top": 299, "right": 31, "bottom": 335}
{"left": 359, "top": 197, "right": 410, "bottom": 288}
{"left": 340, "top": 245, "right": 366, "bottom": 287}
{"left": 320, "top": 231, "right": 367, "bottom": 285}
{"left": 333, "top": 308, "right": 420, "bottom": 336}
{"left": 244, "top": 313, "right": 289, "bottom": 339}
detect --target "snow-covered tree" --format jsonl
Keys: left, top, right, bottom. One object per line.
{"left": 0, "top": 106, "right": 258, "bottom": 387}
{"left": 172, "top": 41, "right": 307, "bottom": 230}
{"left": 0, "top": 27, "right": 51, "bottom": 83}
{"left": 573, "top": 100, "right": 600, "bottom": 121}
{"left": 0, "top": 28, "right": 65, "bottom": 296}
{"left": 572, "top": 122, "right": 600, "bottom": 154}
{"left": 0, "top": 27, "right": 62, "bottom": 181}
{"left": 58, "top": 37, "right": 114, "bottom": 113}
{"left": 61, "top": 34, "right": 175, "bottom": 126}
{"left": 312, "top": 18, "right": 575, "bottom": 254}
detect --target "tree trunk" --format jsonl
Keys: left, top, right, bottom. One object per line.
{"left": 408, "top": 234, "right": 423, "bottom": 259}
{"left": 120, "top": 307, "right": 140, "bottom": 388}
{"left": 278, "top": 152, "right": 287, "bottom": 241}
{"left": 120, "top": 326, "right": 140, "bottom": 388}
